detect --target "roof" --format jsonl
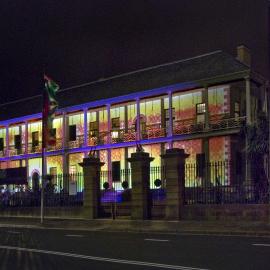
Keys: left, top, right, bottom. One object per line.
{"left": 0, "top": 50, "right": 249, "bottom": 122}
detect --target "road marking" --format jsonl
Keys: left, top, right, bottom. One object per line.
{"left": 253, "top": 244, "right": 270, "bottom": 247}
{"left": 0, "top": 245, "right": 210, "bottom": 270}
{"left": 144, "top": 239, "right": 170, "bottom": 242}
{"left": 65, "top": 234, "right": 84, "bottom": 238}
{"left": 7, "top": 231, "right": 21, "bottom": 234}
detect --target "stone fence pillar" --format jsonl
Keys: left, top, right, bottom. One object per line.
{"left": 161, "top": 148, "right": 189, "bottom": 220}
{"left": 79, "top": 156, "right": 104, "bottom": 219}
{"left": 127, "top": 151, "right": 154, "bottom": 219}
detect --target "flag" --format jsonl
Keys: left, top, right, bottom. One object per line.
{"left": 43, "top": 75, "right": 59, "bottom": 148}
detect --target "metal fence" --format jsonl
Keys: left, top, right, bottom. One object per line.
{"left": 0, "top": 173, "right": 84, "bottom": 208}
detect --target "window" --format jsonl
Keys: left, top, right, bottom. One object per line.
{"left": 112, "top": 161, "right": 120, "bottom": 182}
{"left": 164, "top": 108, "right": 175, "bottom": 129}
{"left": 49, "top": 167, "right": 57, "bottom": 185}
{"left": 69, "top": 125, "right": 77, "bottom": 141}
{"left": 49, "top": 128, "right": 56, "bottom": 145}
{"left": 196, "top": 103, "right": 206, "bottom": 123}
{"left": 196, "top": 153, "right": 205, "bottom": 177}
{"left": 111, "top": 117, "right": 120, "bottom": 129}
{"left": 14, "top": 134, "right": 21, "bottom": 150}
{"left": 32, "top": 131, "right": 39, "bottom": 147}
{"left": 196, "top": 103, "right": 206, "bottom": 114}
{"left": 234, "top": 102, "right": 240, "bottom": 118}
{"left": 69, "top": 165, "right": 77, "bottom": 182}
{"left": 0, "top": 138, "right": 3, "bottom": 151}
{"left": 89, "top": 121, "right": 98, "bottom": 137}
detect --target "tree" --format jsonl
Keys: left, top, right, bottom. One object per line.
{"left": 244, "top": 112, "right": 269, "bottom": 202}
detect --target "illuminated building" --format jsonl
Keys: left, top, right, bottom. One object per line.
{"left": 0, "top": 47, "right": 268, "bottom": 189}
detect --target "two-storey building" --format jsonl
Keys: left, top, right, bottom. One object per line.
{"left": 0, "top": 47, "right": 268, "bottom": 190}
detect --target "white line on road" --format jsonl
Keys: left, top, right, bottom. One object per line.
{"left": 144, "top": 239, "right": 170, "bottom": 242}
{"left": 7, "top": 231, "right": 21, "bottom": 234}
{"left": 0, "top": 245, "right": 210, "bottom": 270}
{"left": 252, "top": 244, "right": 270, "bottom": 247}
{"left": 65, "top": 234, "right": 84, "bottom": 238}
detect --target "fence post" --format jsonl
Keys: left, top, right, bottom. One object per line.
{"left": 161, "top": 148, "right": 189, "bottom": 220}
{"left": 79, "top": 155, "right": 104, "bottom": 219}
{"left": 127, "top": 151, "right": 154, "bottom": 219}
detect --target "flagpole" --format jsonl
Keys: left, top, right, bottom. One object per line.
{"left": 41, "top": 85, "right": 46, "bottom": 224}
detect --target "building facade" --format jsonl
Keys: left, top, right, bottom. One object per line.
{"left": 0, "top": 48, "right": 268, "bottom": 190}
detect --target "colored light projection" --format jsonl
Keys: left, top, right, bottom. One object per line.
{"left": 144, "top": 144, "right": 161, "bottom": 187}
{"left": 140, "top": 98, "right": 161, "bottom": 126}
{"left": 28, "top": 121, "right": 42, "bottom": 150}
{"left": 111, "top": 147, "right": 125, "bottom": 189}
{"left": 98, "top": 108, "right": 108, "bottom": 132}
{"left": 52, "top": 117, "right": 63, "bottom": 140}
{"left": 68, "top": 153, "right": 84, "bottom": 174}
{"left": 0, "top": 128, "right": 6, "bottom": 156}
{"left": 28, "top": 158, "right": 42, "bottom": 188}
{"left": 173, "top": 90, "right": 202, "bottom": 120}
{"left": 172, "top": 140, "right": 202, "bottom": 187}
{"left": 47, "top": 155, "right": 63, "bottom": 175}
{"left": 47, "top": 155, "right": 63, "bottom": 190}
{"left": 173, "top": 139, "right": 202, "bottom": 163}
{"left": 68, "top": 152, "right": 84, "bottom": 192}
{"left": 208, "top": 86, "right": 230, "bottom": 116}
{"left": 0, "top": 162, "right": 7, "bottom": 169}
{"left": 127, "top": 103, "right": 137, "bottom": 128}
{"left": 9, "top": 160, "right": 26, "bottom": 168}
{"left": 209, "top": 136, "right": 231, "bottom": 185}
{"left": 111, "top": 106, "right": 125, "bottom": 129}
{"left": 9, "top": 124, "right": 26, "bottom": 155}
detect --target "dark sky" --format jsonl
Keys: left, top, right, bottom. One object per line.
{"left": 1, "top": 0, "right": 269, "bottom": 104}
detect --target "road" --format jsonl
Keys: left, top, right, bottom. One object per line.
{"left": 0, "top": 227, "right": 269, "bottom": 270}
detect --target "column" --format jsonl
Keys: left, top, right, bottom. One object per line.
{"left": 245, "top": 77, "right": 251, "bottom": 183}
{"left": 168, "top": 91, "right": 173, "bottom": 148}
{"left": 5, "top": 125, "right": 9, "bottom": 157}
{"left": 62, "top": 153, "right": 69, "bottom": 191}
{"left": 107, "top": 104, "right": 111, "bottom": 144}
{"left": 127, "top": 150, "right": 154, "bottom": 219}
{"left": 25, "top": 121, "right": 28, "bottom": 154}
{"left": 203, "top": 86, "right": 209, "bottom": 129}
{"left": 202, "top": 138, "right": 210, "bottom": 186}
{"left": 124, "top": 105, "right": 128, "bottom": 134}
{"left": 161, "top": 148, "right": 189, "bottom": 220}
{"left": 79, "top": 155, "right": 104, "bottom": 219}
{"left": 62, "top": 112, "right": 68, "bottom": 149}
{"left": 83, "top": 108, "right": 88, "bottom": 147}
{"left": 136, "top": 98, "right": 141, "bottom": 140}
{"left": 245, "top": 77, "right": 251, "bottom": 124}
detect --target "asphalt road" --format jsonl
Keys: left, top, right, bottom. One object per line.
{"left": 0, "top": 227, "right": 269, "bottom": 270}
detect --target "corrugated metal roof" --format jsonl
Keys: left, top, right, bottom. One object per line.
{"left": 0, "top": 50, "right": 249, "bottom": 121}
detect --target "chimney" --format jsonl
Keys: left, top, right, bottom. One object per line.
{"left": 236, "top": 45, "right": 251, "bottom": 67}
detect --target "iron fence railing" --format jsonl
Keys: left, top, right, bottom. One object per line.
{"left": 184, "top": 183, "right": 269, "bottom": 205}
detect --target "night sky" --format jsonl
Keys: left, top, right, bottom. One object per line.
{"left": 1, "top": 0, "right": 269, "bottom": 104}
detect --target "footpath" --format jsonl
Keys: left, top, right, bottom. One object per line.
{"left": 0, "top": 216, "right": 270, "bottom": 237}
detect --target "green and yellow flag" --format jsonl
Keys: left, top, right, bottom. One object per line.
{"left": 43, "top": 75, "right": 59, "bottom": 148}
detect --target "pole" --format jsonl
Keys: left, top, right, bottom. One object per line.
{"left": 41, "top": 147, "right": 46, "bottom": 224}
{"left": 41, "top": 84, "right": 47, "bottom": 224}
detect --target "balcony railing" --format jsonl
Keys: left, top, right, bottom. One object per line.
{"left": 28, "top": 142, "right": 42, "bottom": 153}
{"left": 68, "top": 135, "right": 84, "bottom": 149}
{"left": 9, "top": 145, "right": 26, "bottom": 156}
{"left": 173, "top": 116, "right": 246, "bottom": 136}
{"left": 0, "top": 148, "right": 7, "bottom": 157}
{"left": 141, "top": 123, "right": 166, "bottom": 140}
{"left": 209, "top": 115, "right": 246, "bottom": 131}
{"left": 47, "top": 139, "right": 63, "bottom": 151}
{"left": 111, "top": 128, "right": 136, "bottom": 144}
